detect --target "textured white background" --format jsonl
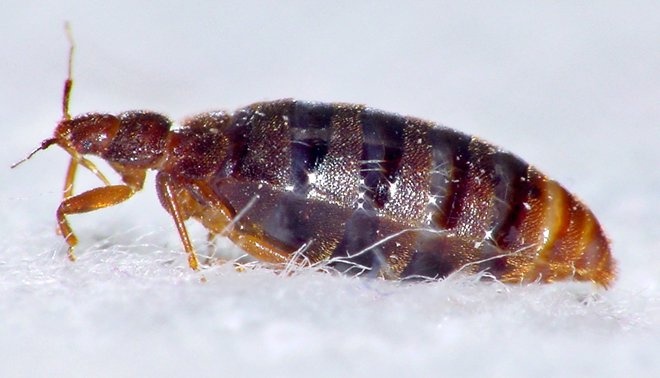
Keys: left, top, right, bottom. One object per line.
{"left": 1, "top": 1, "right": 658, "bottom": 377}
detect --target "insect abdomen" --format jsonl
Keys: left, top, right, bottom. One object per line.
{"left": 209, "top": 100, "right": 613, "bottom": 285}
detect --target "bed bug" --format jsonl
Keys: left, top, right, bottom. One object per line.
{"left": 13, "top": 29, "right": 615, "bottom": 286}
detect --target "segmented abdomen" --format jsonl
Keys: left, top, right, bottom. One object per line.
{"left": 209, "top": 100, "right": 614, "bottom": 286}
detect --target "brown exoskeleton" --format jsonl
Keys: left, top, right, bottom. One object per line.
{"left": 14, "top": 28, "right": 615, "bottom": 286}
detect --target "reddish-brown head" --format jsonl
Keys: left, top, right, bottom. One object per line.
{"left": 54, "top": 113, "right": 119, "bottom": 156}
{"left": 13, "top": 111, "right": 171, "bottom": 175}
{"left": 55, "top": 111, "right": 172, "bottom": 168}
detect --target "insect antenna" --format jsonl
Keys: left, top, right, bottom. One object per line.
{"left": 10, "top": 138, "right": 59, "bottom": 169}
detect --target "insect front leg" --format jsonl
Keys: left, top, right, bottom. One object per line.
{"left": 56, "top": 164, "right": 145, "bottom": 261}
{"left": 57, "top": 185, "right": 136, "bottom": 261}
{"left": 56, "top": 156, "right": 113, "bottom": 236}
{"left": 54, "top": 158, "right": 78, "bottom": 237}
{"left": 62, "top": 157, "right": 78, "bottom": 199}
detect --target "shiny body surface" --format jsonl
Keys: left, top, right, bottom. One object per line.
{"left": 27, "top": 98, "right": 614, "bottom": 286}
{"left": 168, "top": 100, "right": 614, "bottom": 285}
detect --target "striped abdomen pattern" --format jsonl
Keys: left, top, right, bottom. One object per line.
{"left": 208, "top": 99, "right": 614, "bottom": 286}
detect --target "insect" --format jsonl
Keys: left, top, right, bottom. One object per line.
{"left": 14, "top": 30, "right": 615, "bottom": 286}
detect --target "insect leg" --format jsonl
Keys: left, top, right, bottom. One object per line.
{"left": 198, "top": 195, "right": 291, "bottom": 264}
{"left": 155, "top": 173, "right": 200, "bottom": 270}
{"left": 198, "top": 188, "right": 291, "bottom": 264}
{"left": 183, "top": 183, "right": 234, "bottom": 264}
{"left": 204, "top": 231, "right": 218, "bottom": 264}
{"left": 226, "top": 232, "right": 290, "bottom": 264}
{"left": 63, "top": 157, "right": 78, "bottom": 199}
{"left": 186, "top": 185, "right": 289, "bottom": 268}
{"left": 56, "top": 185, "right": 135, "bottom": 261}
{"left": 57, "top": 150, "right": 113, "bottom": 237}
{"left": 55, "top": 158, "right": 79, "bottom": 236}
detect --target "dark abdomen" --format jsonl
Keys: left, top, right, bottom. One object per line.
{"left": 209, "top": 100, "right": 614, "bottom": 285}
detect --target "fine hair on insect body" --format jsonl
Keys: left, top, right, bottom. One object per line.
{"left": 13, "top": 26, "right": 615, "bottom": 287}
